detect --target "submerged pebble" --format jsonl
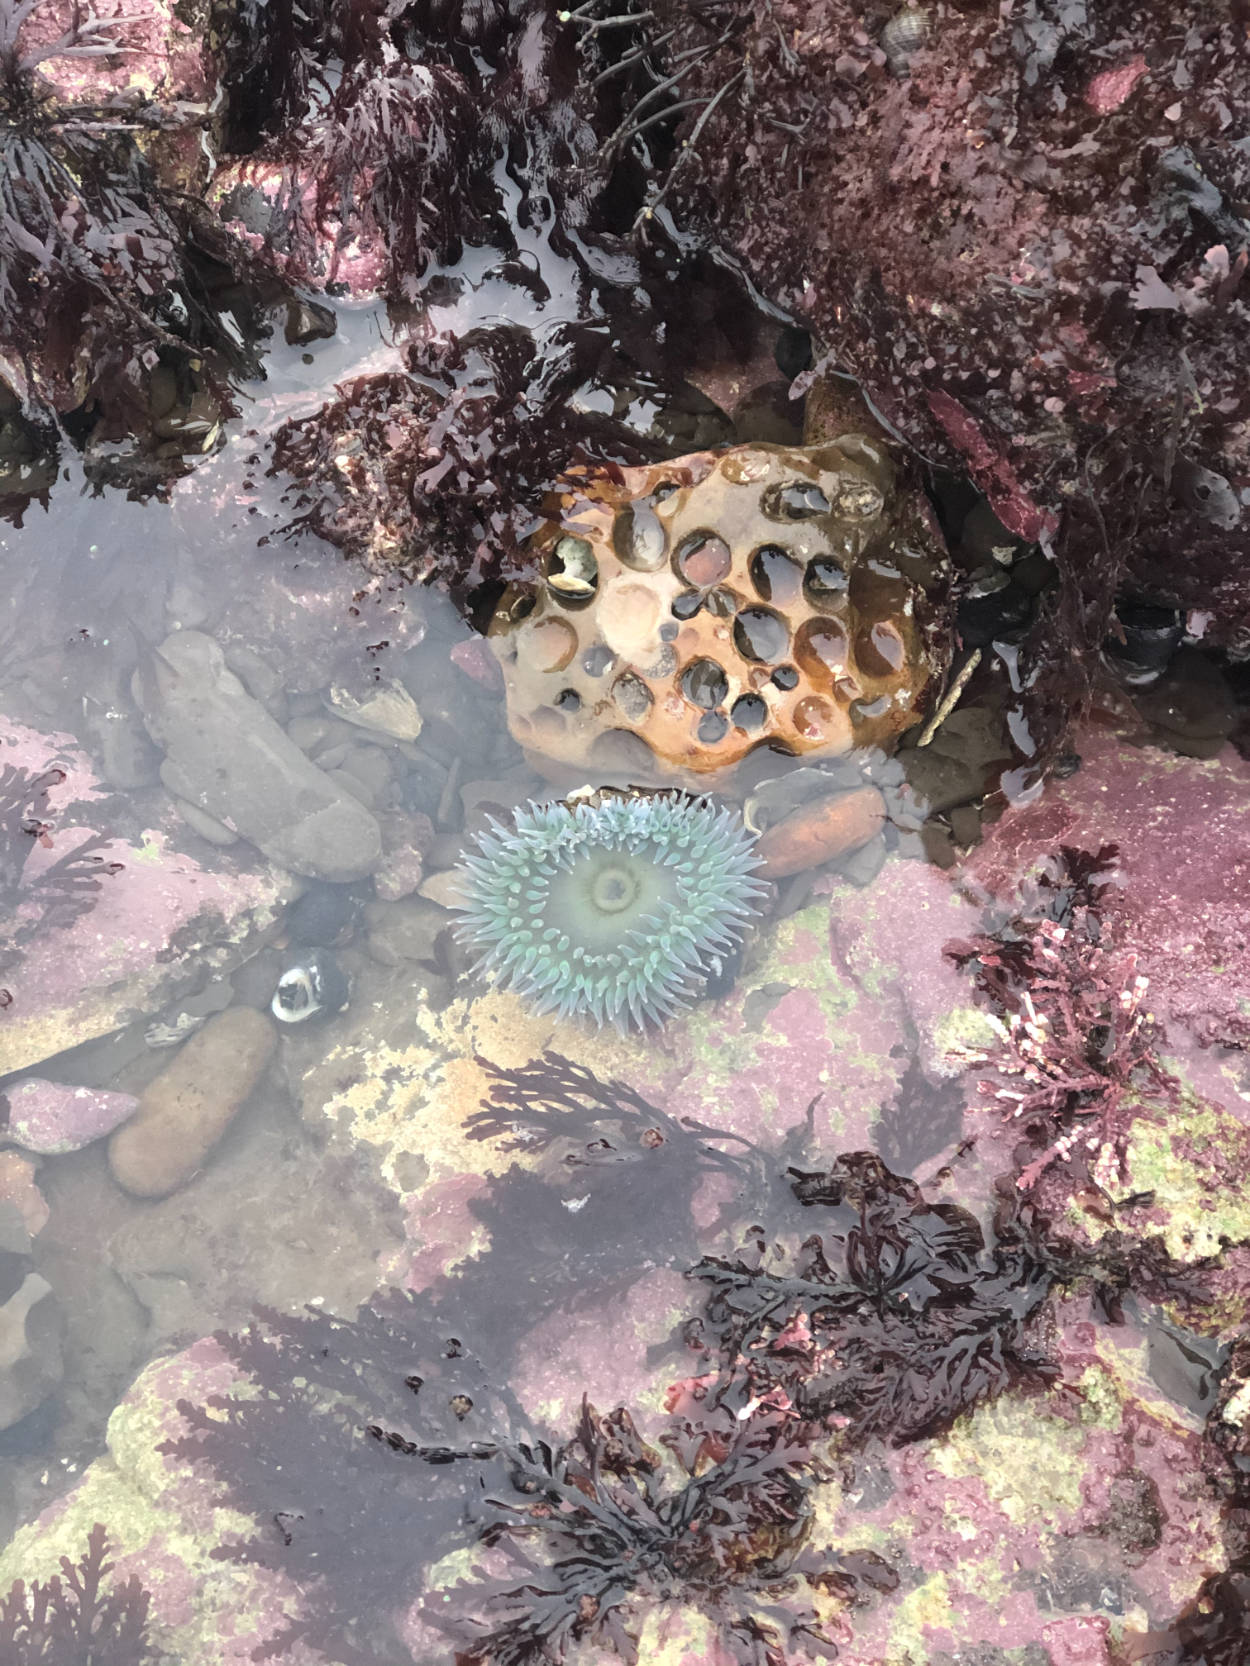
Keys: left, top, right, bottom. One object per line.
{"left": 108, "top": 1007, "right": 276, "bottom": 1199}
{"left": 754, "top": 784, "right": 886, "bottom": 878}
{"left": 1134, "top": 648, "right": 1236, "bottom": 759}
{"left": 326, "top": 679, "right": 423, "bottom": 742}
{"left": 285, "top": 883, "right": 360, "bottom": 946}
{"left": 364, "top": 896, "right": 447, "bottom": 967}
{"left": 1, "top": 1078, "right": 139, "bottom": 1156}
{"left": 172, "top": 795, "right": 239, "bottom": 846}
{"left": 133, "top": 629, "right": 382, "bottom": 881}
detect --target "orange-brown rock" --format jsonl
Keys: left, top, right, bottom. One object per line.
{"left": 489, "top": 439, "right": 950, "bottom": 791}
{"left": 754, "top": 784, "right": 887, "bottom": 879}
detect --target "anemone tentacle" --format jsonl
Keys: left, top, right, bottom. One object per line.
{"left": 451, "top": 793, "right": 766, "bottom": 1032}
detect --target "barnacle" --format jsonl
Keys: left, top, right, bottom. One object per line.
{"left": 451, "top": 791, "right": 766, "bottom": 1030}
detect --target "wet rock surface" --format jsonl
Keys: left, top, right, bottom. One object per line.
{"left": 1, "top": 720, "right": 298, "bottom": 1076}
{"left": 4, "top": 400, "right": 1249, "bottom": 1664}
{"left": 132, "top": 631, "right": 383, "bottom": 882}
{"left": 648, "top": 0, "right": 1250, "bottom": 762}
{"left": 0, "top": 1154, "right": 50, "bottom": 1242}
{"left": 0, "top": 1270, "right": 63, "bottom": 1432}
{"left": 0, "top": 1048, "right": 401, "bottom": 1541}
{"left": 968, "top": 731, "right": 1250, "bottom": 1069}
{"left": 1, "top": 6, "right": 1248, "bottom": 1645}
{"left": 1, "top": 1078, "right": 139, "bottom": 1155}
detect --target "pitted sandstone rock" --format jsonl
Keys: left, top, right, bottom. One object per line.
{"left": 489, "top": 439, "right": 950, "bottom": 789}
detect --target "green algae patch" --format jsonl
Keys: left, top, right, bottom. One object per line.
{"left": 930, "top": 1392, "right": 1110, "bottom": 1524}
{"left": 0, "top": 1349, "right": 286, "bottom": 1666}
{"left": 0, "top": 1462, "right": 148, "bottom": 1592}
{"left": 929, "top": 1002, "right": 1002, "bottom": 1074}
{"left": 1125, "top": 1105, "right": 1250, "bottom": 1262}
{"left": 692, "top": 904, "right": 860, "bottom": 1051}
{"left": 887, "top": 1571, "right": 955, "bottom": 1657}
{"left": 1082, "top": 1090, "right": 1250, "bottom": 1264}
{"left": 292, "top": 899, "right": 904, "bottom": 1204}
{"left": 655, "top": 902, "right": 901, "bottom": 1138}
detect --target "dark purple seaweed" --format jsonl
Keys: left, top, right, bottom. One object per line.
{"left": 0, "top": 1523, "right": 157, "bottom": 1665}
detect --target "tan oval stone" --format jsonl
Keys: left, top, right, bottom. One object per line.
{"left": 108, "top": 1007, "right": 276, "bottom": 1199}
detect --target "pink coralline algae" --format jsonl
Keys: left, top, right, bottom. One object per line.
{"left": 5, "top": 998, "right": 1249, "bottom": 1666}
{"left": 2, "top": 720, "right": 292, "bottom": 1075}
{"left": 1, "top": 1078, "right": 139, "bottom": 1156}
{"left": 0, "top": 1522, "right": 158, "bottom": 1665}
{"left": 14, "top": 0, "right": 211, "bottom": 109}
{"left": 925, "top": 390, "right": 1057, "bottom": 545}
{"left": 967, "top": 730, "right": 1250, "bottom": 1074}
{"left": 0, "top": 0, "right": 252, "bottom": 443}
{"left": 946, "top": 843, "right": 1172, "bottom": 1193}
{"left": 1, "top": 727, "right": 120, "bottom": 1007}
{"left": 1083, "top": 56, "right": 1149, "bottom": 117}
{"left": 210, "top": 157, "right": 391, "bottom": 298}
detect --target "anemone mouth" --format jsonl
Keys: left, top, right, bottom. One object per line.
{"left": 451, "top": 794, "right": 766, "bottom": 1032}
{"left": 588, "top": 861, "right": 639, "bottom": 915}
{"left": 545, "top": 850, "right": 681, "bottom": 956}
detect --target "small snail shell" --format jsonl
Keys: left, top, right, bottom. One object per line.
{"left": 881, "top": 5, "right": 930, "bottom": 76}
{"left": 271, "top": 948, "right": 350, "bottom": 1024}
{"left": 547, "top": 535, "right": 599, "bottom": 597}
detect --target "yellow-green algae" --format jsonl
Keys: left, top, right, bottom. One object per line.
{"left": 928, "top": 1002, "right": 1003, "bottom": 1073}
{"left": 1222, "top": 1377, "right": 1250, "bottom": 1430}
{"left": 888, "top": 1571, "right": 956, "bottom": 1660}
{"left": 291, "top": 902, "right": 901, "bottom": 1216}
{"left": 928, "top": 1393, "right": 1102, "bottom": 1525}
{"left": 674, "top": 903, "right": 892, "bottom": 1142}
{"left": 0, "top": 1352, "right": 274, "bottom": 1663}
{"left": 1070, "top": 1088, "right": 1250, "bottom": 1265}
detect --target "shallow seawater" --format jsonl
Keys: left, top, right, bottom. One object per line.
{"left": 1, "top": 247, "right": 1248, "bottom": 1666}
{"left": 0, "top": 263, "right": 807, "bottom": 1526}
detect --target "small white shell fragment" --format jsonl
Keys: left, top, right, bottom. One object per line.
{"left": 548, "top": 535, "right": 599, "bottom": 595}
{"left": 326, "top": 678, "right": 423, "bottom": 742}
{"left": 547, "top": 573, "right": 597, "bottom": 597}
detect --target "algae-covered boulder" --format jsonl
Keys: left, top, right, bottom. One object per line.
{"left": 1, "top": 720, "right": 297, "bottom": 1075}
{"left": 5, "top": 725, "right": 1248, "bottom": 1666}
{"left": 0, "top": 1342, "right": 315, "bottom": 1664}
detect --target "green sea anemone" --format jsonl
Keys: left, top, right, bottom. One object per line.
{"left": 452, "top": 793, "right": 766, "bottom": 1030}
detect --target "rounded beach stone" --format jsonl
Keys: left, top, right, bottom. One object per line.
{"left": 2, "top": 1078, "right": 140, "bottom": 1155}
{"left": 108, "top": 1007, "right": 277, "bottom": 1198}
{"left": 132, "top": 630, "right": 383, "bottom": 881}
{"left": 754, "top": 783, "right": 886, "bottom": 878}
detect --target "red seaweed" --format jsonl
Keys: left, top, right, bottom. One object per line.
{"left": 0, "top": 1523, "right": 156, "bottom": 1665}
{"left": 946, "top": 845, "right": 1174, "bottom": 1193}
{"left": 0, "top": 0, "right": 266, "bottom": 442}
{"left": 0, "top": 762, "right": 122, "bottom": 1005}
